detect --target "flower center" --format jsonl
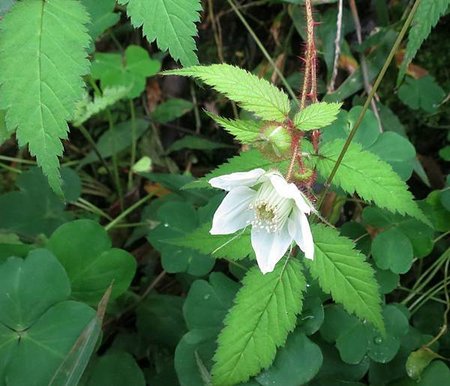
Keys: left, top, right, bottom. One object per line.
{"left": 249, "top": 181, "right": 293, "bottom": 233}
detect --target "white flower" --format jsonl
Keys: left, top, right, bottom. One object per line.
{"left": 209, "top": 168, "right": 315, "bottom": 274}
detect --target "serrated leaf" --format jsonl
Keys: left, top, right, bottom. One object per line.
{"left": 164, "top": 64, "right": 291, "bottom": 121}
{"left": 398, "top": 0, "right": 450, "bottom": 82}
{"left": 118, "top": 0, "right": 201, "bottom": 67}
{"left": 306, "top": 224, "right": 384, "bottom": 333}
{"left": 184, "top": 149, "right": 289, "bottom": 189}
{"left": 293, "top": 102, "right": 342, "bottom": 131}
{"left": 206, "top": 112, "right": 261, "bottom": 144}
{"left": 315, "top": 139, "right": 429, "bottom": 224}
{"left": 0, "top": 0, "right": 90, "bottom": 195}
{"left": 212, "top": 258, "right": 306, "bottom": 385}
{"left": 72, "top": 86, "right": 130, "bottom": 127}
{"left": 167, "top": 223, "right": 252, "bottom": 260}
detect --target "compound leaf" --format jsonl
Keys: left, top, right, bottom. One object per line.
{"left": 293, "top": 102, "right": 342, "bottom": 131}
{"left": 164, "top": 64, "right": 291, "bottom": 121}
{"left": 212, "top": 259, "right": 306, "bottom": 385}
{"left": 207, "top": 112, "right": 261, "bottom": 144}
{"left": 306, "top": 224, "right": 384, "bottom": 333}
{"left": 315, "top": 139, "right": 429, "bottom": 224}
{"left": 118, "top": 0, "right": 202, "bottom": 67}
{"left": 399, "top": 0, "right": 450, "bottom": 82}
{"left": 0, "top": 0, "right": 90, "bottom": 195}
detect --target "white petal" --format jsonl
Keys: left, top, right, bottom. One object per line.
{"left": 288, "top": 208, "right": 314, "bottom": 259}
{"left": 269, "top": 173, "right": 312, "bottom": 214}
{"left": 209, "top": 168, "right": 265, "bottom": 191}
{"left": 251, "top": 226, "right": 293, "bottom": 274}
{"left": 210, "top": 186, "right": 256, "bottom": 235}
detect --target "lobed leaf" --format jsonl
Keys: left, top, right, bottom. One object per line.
{"left": 0, "top": 0, "right": 90, "bottom": 195}
{"left": 118, "top": 0, "right": 202, "bottom": 67}
{"left": 306, "top": 224, "right": 384, "bottom": 333}
{"left": 212, "top": 259, "right": 306, "bottom": 385}
{"left": 315, "top": 139, "right": 429, "bottom": 224}
{"left": 293, "top": 102, "right": 342, "bottom": 131}
{"left": 164, "top": 64, "right": 291, "bottom": 121}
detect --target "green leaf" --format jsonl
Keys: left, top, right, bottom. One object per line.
{"left": 293, "top": 102, "right": 342, "bottom": 131}
{"left": 136, "top": 294, "right": 186, "bottom": 348}
{"left": 184, "top": 149, "right": 289, "bottom": 189}
{"left": 47, "top": 219, "right": 137, "bottom": 305}
{"left": 151, "top": 98, "right": 194, "bottom": 124}
{"left": 0, "top": 249, "right": 95, "bottom": 385}
{"left": 91, "top": 45, "right": 161, "bottom": 98}
{"left": 0, "top": 167, "right": 81, "bottom": 237}
{"left": 147, "top": 201, "right": 215, "bottom": 276}
{"left": 306, "top": 224, "right": 384, "bottom": 333}
{"left": 72, "top": 86, "right": 130, "bottom": 127}
{"left": 398, "top": 75, "right": 445, "bottom": 113}
{"left": 0, "top": 0, "right": 91, "bottom": 195}
{"left": 372, "top": 229, "right": 414, "bottom": 274}
{"left": 206, "top": 113, "right": 261, "bottom": 144}
{"left": 212, "top": 258, "right": 306, "bottom": 385}
{"left": 315, "top": 139, "right": 429, "bottom": 224}
{"left": 80, "top": 0, "right": 120, "bottom": 41}
{"left": 85, "top": 351, "right": 145, "bottom": 386}
{"left": 118, "top": 0, "right": 202, "bottom": 67}
{"left": 255, "top": 330, "right": 323, "bottom": 386}
{"left": 398, "top": 0, "right": 450, "bottom": 82}
{"left": 164, "top": 64, "right": 291, "bottom": 121}
{"left": 168, "top": 222, "right": 253, "bottom": 260}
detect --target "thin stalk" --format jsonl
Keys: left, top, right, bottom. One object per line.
{"left": 0, "top": 155, "right": 35, "bottom": 165}
{"left": 127, "top": 99, "right": 137, "bottom": 190}
{"left": 104, "top": 194, "right": 153, "bottom": 231}
{"left": 318, "top": 0, "right": 421, "bottom": 209}
{"left": 227, "top": 0, "right": 298, "bottom": 103}
{"left": 106, "top": 109, "right": 124, "bottom": 210}
{"left": 78, "top": 197, "right": 113, "bottom": 221}
{"left": 78, "top": 124, "right": 114, "bottom": 180}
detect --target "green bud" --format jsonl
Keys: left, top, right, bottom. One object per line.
{"left": 258, "top": 123, "right": 291, "bottom": 159}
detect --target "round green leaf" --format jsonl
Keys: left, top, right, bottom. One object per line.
{"left": 256, "top": 331, "right": 323, "bottom": 386}
{"left": 47, "top": 219, "right": 136, "bottom": 304}
{"left": 0, "top": 249, "right": 70, "bottom": 330}
{"left": 336, "top": 323, "right": 370, "bottom": 364}
{"left": 85, "top": 351, "right": 145, "bottom": 386}
{"left": 298, "top": 296, "right": 325, "bottom": 335}
{"left": 147, "top": 201, "right": 214, "bottom": 276}
{"left": 136, "top": 294, "right": 186, "bottom": 348}
{"left": 1, "top": 301, "right": 95, "bottom": 385}
{"left": 375, "top": 268, "right": 399, "bottom": 294}
{"left": 372, "top": 229, "right": 414, "bottom": 274}
{"left": 368, "top": 132, "right": 416, "bottom": 180}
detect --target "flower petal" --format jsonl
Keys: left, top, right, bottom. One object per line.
{"left": 269, "top": 173, "right": 312, "bottom": 214}
{"left": 288, "top": 207, "right": 314, "bottom": 259}
{"left": 209, "top": 168, "right": 265, "bottom": 191}
{"left": 210, "top": 186, "right": 256, "bottom": 235}
{"left": 251, "top": 226, "right": 293, "bottom": 274}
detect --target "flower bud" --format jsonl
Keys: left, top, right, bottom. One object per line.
{"left": 258, "top": 123, "right": 291, "bottom": 159}
{"left": 292, "top": 168, "right": 314, "bottom": 182}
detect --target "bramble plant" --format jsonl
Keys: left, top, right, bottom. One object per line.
{"left": 0, "top": 0, "right": 449, "bottom": 385}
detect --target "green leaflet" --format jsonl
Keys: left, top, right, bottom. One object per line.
{"left": 206, "top": 112, "right": 261, "bottom": 144}
{"left": 184, "top": 149, "right": 289, "bottom": 189}
{"left": 167, "top": 223, "right": 253, "bottom": 260}
{"left": 72, "top": 86, "right": 130, "bottom": 127}
{"left": 0, "top": 0, "right": 91, "bottom": 195}
{"left": 118, "top": 0, "right": 202, "bottom": 67}
{"left": 398, "top": 0, "right": 450, "bottom": 82}
{"left": 163, "top": 64, "right": 291, "bottom": 121}
{"left": 212, "top": 259, "right": 306, "bottom": 385}
{"left": 315, "top": 139, "right": 429, "bottom": 225}
{"left": 293, "top": 102, "right": 342, "bottom": 131}
{"left": 306, "top": 224, "right": 384, "bottom": 334}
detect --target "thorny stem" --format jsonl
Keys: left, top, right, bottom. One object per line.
{"left": 286, "top": 0, "right": 317, "bottom": 182}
